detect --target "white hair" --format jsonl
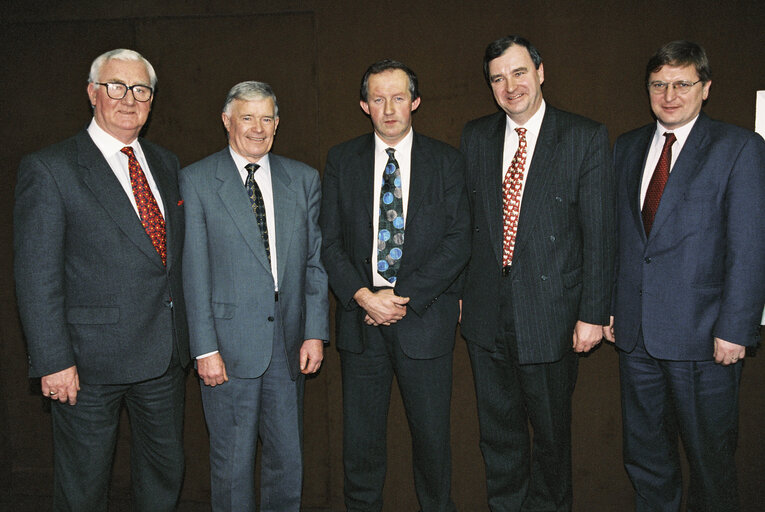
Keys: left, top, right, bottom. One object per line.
{"left": 88, "top": 49, "right": 157, "bottom": 88}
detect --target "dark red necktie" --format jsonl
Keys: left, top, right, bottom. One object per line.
{"left": 642, "top": 132, "right": 676, "bottom": 236}
{"left": 121, "top": 146, "right": 167, "bottom": 265}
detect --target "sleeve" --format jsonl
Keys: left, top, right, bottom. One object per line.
{"left": 302, "top": 169, "right": 330, "bottom": 341}
{"left": 14, "top": 154, "right": 76, "bottom": 377}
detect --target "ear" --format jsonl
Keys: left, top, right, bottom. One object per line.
{"left": 360, "top": 100, "right": 370, "bottom": 115}
{"left": 411, "top": 96, "right": 421, "bottom": 112}
{"left": 273, "top": 116, "right": 280, "bottom": 132}
{"left": 701, "top": 80, "right": 711, "bottom": 100}
{"left": 221, "top": 112, "right": 231, "bottom": 132}
{"left": 87, "top": 82, "right": 97, "bottom": 106}
{"left": 537, "top": 63, "right": 545, "bottom": 86}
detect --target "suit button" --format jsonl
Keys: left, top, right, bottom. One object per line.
{"left": 644, "top": 257, "right": 651, "bottom": 263}
{"left": 368, "top": 222, "right": 373, "bottom": 229}
{"left": 540, "top": 275, "right": 549, "bottom": 281}
{"left": 267, "top": 316, "right": 274, "bottom": 322}
{"left": 364, "top": 257, "right": 371, "bottom": 264}
{"left": 639, "top": 290, "right": 643, "bottom": 296}
{"left": 555, "top": 196, "right": 563, "bottom": 202}
{"left": 549, "top": 235, "right": 556, "bottom": 242}
{"left": 475, "top": 227, "right": 480, "bottom": 232}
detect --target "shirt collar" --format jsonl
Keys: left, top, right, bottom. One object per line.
{"left": 87, "top": 117, "right": 140, "bottom": 157}
{"left": 373, "top": 128, "right": 414, "bottom": 156}
{"left": 229, "top": 147, "right": 271, "bottom": 175}
{"left": 655, "top": 114, "right": 698, "bottom": 147}
{"left": 506, "top": 100, "right": 546, "bottom": 136}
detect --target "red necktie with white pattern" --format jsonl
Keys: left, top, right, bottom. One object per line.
{"left": 121, "top": 146, "right": 167, "bottom": 265}
{"left": 642, "top": 132, "right": 676, "bottom": 236}
{"left": 502, "top": 127, "right": 527, "bottom": 266}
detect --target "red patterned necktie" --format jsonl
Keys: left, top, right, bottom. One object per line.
{"left": 121, "top": 146, "right": 167, "bottom": 265}
{"left": 642, "top": 132, "right": 676, "bottom": 236}
{"left": 502, "top": 127, "right": 528, "bottom": 266}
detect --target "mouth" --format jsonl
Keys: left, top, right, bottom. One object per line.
{"left": 506, "top": 93, "right": 524, "bottom": 101}
{"left": 247, "top": 136, "right": 267, "bottom": 142}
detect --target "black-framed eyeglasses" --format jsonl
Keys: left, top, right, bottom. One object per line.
{"left": 95, "top": 82, "right": 154, "bottom": 102}
{"left": 647, "top": 80, "right": 702, "bottom": 95}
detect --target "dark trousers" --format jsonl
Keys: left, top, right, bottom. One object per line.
{"left": 51, "top": 354, "right": 185, "bottom": 512}
{"left": 201, "top": 302, "right": 305, "bottom": 512}
{"left": 467, "top": 276, "right": 578, "bottom": 512}
{"left": 340, "top": 324, "right": 456, "bottom": 512}
{"left": 619, "top": 334, "right": 742, "bottom": 512}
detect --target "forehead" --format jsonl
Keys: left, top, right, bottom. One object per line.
{"left": 489, "top": 45, "right": 535, "bottom": 73}
{"left": 98, "top": 59, "right": 150, "bottom": 84}
{"left": 367, "top": 69, "right": 410, "bottom": 94}
{"left": 649, "top": 63, "right": 699, "bottom": 80}
{"left": 230, "top": 97, "right": 276, "bottom": 117}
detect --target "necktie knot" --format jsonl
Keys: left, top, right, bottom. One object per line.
{"left": 515, "top": 127, "right": 527, "bottom": 138}
{"left": 121, "top": 146, "right": 135, "bottom": 158}
{"left": 245, "top": 162, "right": 260, "bottom": 177}
{"left": 664, "top": 132, "right": 676, "bottom": 146}
{"left": 385, "top": 147, "right": 395, "bottom": 158}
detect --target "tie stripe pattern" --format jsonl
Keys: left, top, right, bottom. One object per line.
{"left": 642, "top": 132, "right": 676, "bottom": 236}
{"left": 377, "top": 148, "right": 405, "bottom": 283}
{"left": 245, "top": 163, "right": 271, "bottom": 264}
{"left": 121, "top": 146, "right": 166, "bottom": 266}
{"left": 502, "top": 127, "right": 527, "bottom": 266}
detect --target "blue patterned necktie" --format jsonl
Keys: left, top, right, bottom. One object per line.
{"left": 245, "top": 163, "right": 271, "bottom": 264}
{"left": 377, "top": 148, "right": 405, "bottom": 283}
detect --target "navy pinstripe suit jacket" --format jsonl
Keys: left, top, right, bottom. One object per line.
{"left": 460, "top": 106, "right": 616, "bottom": 364}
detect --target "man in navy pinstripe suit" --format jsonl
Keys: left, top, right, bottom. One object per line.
{"left": 460, "top": 36, "right": 616, "bottom": 511}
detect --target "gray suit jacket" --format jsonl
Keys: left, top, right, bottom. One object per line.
{"left": 460, "top": 107, "right": 616, "bottom": 364}
{"left": 180, "top": 149, "right": 328, "bottom": 379}
{"left": 14, "top": 130, "right": 190, "bottom": 383}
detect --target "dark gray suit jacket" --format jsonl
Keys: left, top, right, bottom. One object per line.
{"left": 180, "top": 149, "right": 328, "bottom": 379}
{"left": 14, "top": 130, "right": 190, "bottom": 383}
{"left": 613, "top": 113, "right": 765, "bottom": 358}
{"left": 460, "top": 107, "right": 615, "bottom": 364}
{"left": 320, "top": 132, "right": 471, "bottom": 359}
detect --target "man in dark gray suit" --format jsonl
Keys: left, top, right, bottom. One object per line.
{"left": 320, "top": 59, "right": 470, "bottom": 512}
{"left": 181, "top": 81, "right": 328, "bottom": 512}
{"left": 460, "top": 36, "right": 615, "bottom": 511}
{"left": 14, "top": 49, "right": 189, "bottom": 511}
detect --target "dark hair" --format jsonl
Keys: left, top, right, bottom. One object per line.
{"left": 645, "top": 40, "right": 711, "bottom": 87}
{"left": 360, "top": 59, "right": 419, "bottom": 102}
{"left": 483, "top": 35, "right": 543, "bottom": 84}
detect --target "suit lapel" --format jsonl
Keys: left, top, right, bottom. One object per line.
{"left": 357, "top": 135, "right": 376, "bottom": 222}
{"left": 648, "top": 115, "right": 709, "bottom": 239}
{"left": 406, "top": 133, "right": 434, "bottom": 226}
{"left": 271, "top": 156, "right": 296, "bottom": 287}
{"left": 626, "top": 126, "right": 654, "bottom": 242}
{"left": 76, "top": 131, "right": 165, "bottom": 268}
{"left": 513, "top": 108, "right": 558, "bottom": 260}
{"left": 481, "top": 114, "right": 506, "bottom": 266}
{"left": 141, "top": 141, "right": 180, "bottom": 270}
{"left": 215, "top": 150, "right": 272, "bottom": 273}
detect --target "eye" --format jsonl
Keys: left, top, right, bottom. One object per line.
{"left": 262, "top": 117, "right": 272, "bottom": 123}
{"left": 242, "top": 116, "right": 252, "bottom": 121}
{"left": 373, "top": 98, "right": 383, "bottom": 104}
{"left": 491, "top": 76, "right": 504, "bottom": 84}
{"left": 513, "top": 71, "right": 525, "bottom": 78}
{"left": 676, "top": 82, "right": 691, "bottom": 89}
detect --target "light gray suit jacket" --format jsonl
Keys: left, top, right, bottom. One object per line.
{"left": 180, "top": 148, "right": 328, "bottom": 379}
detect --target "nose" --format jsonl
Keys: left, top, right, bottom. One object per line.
{"left": 663, "top": 84, "right": 678, "bottom": 101}
{"left": 384, "top": 99, "right": 395, "bottom": 115}
{"left": 121, "top": 89, "right": 137, "bottom": 105}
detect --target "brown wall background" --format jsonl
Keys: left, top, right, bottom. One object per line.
{"left": 1, "top": 1, "right": 764, "bottom": 510}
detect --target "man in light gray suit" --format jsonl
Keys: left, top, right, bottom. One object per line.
{"left": 180, "top": 81, "right": 328, "bottom": 512}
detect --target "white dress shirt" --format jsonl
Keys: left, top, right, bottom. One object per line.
{"left": 639, "top": 116, "right": 698, "bottom": 208}
{"left": 87, "top": 118, "right": 166, "bottom": 217}
{"left": 371, "top": 129, "right": 413, "bottom": 288}
{"left": 501, "top": 101, "right": 546, "bottom": 265}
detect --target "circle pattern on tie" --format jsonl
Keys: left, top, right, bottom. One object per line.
{"left": 377, "top": 148, "right": 405, "bottom": 283}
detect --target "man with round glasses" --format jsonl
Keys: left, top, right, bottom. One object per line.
{"left": 14, "top": 48, "right": 189, "bottom": 510}
{"left": 605, "top": 40, "right": 765, "bottom": 510}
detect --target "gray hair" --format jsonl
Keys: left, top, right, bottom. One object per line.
{"left": 222, "top": 81, "right": 279, "bottom": 118}
{"left": 88, "top": 49, "right": 157, "bottom": 88}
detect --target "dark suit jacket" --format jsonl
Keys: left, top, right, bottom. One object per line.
{"left": 460, "top": 107, "right": 615, "bottom": 364}
{"left": 180, "top": 149, "right": 329, "bottom": 379}
{"left": 613, "top": 113, "right": 765, "bottom": 359}
{"left": 320, "top": 132, "right": 471, "bottom": 359}
{"left": 14, "top": 130, "right": 190, "bottom": 384}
